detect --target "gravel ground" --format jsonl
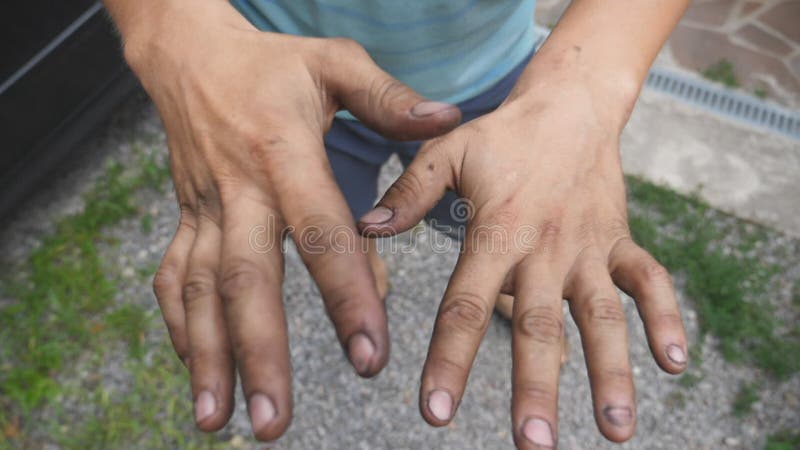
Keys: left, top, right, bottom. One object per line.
{"left": 2, "top": 93, "right": 799, "bottom": 450}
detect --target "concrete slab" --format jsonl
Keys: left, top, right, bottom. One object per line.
{"left": 621, "top": 86, "right": 800, "bottom": 237}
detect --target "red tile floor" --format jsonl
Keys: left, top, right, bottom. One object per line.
{"left": 535, "top": 0, "right": 800, "bottom": 108}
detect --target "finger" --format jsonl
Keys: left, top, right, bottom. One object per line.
{"left": 511, "top": 258, "right": 565, "bottom": 449}
{"left": 269, "top": 135, "right": 390, "bottom": 378}
{"left": 153, "top": 206, "right": 195, "bottom": 365}
{"left": 608, "top": 238, "right": 687, "bottom": 374}
{"left": 566, "top": 254, "right": 636, "bottom": 443}
{"left": 323, "top": 38, "right": 461, "bottom": 140}
{"left": 358, "top": 136, "right": 459, "bottom": 237}
{"left": 182, "top": 209, "right": 235, "bottom": 432}
{"left": 218, "top": 187, "right": 292, "bottom": 441}
{"left": 420, "top": 232, "right": 513, "bottom": 426}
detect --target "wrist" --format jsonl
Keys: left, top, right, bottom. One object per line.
{"left": 108, "top": 0, "right": 253, "bottom": 73}
{"left": 507, "top": 43, "right": 642, "bottom": 132}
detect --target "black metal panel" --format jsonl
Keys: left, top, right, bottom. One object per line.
{"left": 0, "top": 4, "right": 137, "bottom": 218}
{"left": 0, "top": 0, "right": 96, "bottom": 81}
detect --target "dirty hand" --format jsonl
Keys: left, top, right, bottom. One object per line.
{"left": 113, "top": 0, "right": 461, "bottom": 440}
{"left": 358, "top": 51, "right": 688, "bottom": 448}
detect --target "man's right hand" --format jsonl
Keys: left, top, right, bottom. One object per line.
{"left": 105, "top": 0, "right": 461, "bottom": 440}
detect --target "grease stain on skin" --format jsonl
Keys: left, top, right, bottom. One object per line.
{"left": 602, "top": 406, "right": 633, "bottom": 427}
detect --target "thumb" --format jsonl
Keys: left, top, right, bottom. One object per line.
{"left": 323, "top": 39, "right": 462, "bottom": 141}
{"left": 357, "top": 137, "right": 459, "bottom": 237}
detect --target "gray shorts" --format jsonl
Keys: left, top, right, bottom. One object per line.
{"left": 325, "top": 51, "right": 533, "bottom": 238}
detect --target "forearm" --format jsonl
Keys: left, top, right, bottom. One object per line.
{"left": 512, "top": 0, "right": 690, "bottom": 126}
{"left": 103, "top": 0, "right": 255, "bottom": 67}
{"left": 103, "top": 0, "right": 179, "bottom": 43}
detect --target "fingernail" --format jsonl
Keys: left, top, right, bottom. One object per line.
{"left": 360, "top": 206, "right": 394, "bottom": 225}
{"left": 522, "top": 418, "right": 555, "bottom": 448}
{"left": 603, "top": 406, "right": 633, "bottom": 426}
{"left": 411, "top": 101, "right": 455, "bottom": 117}
{"left": 195, "top": 390, "right": 216, "bottom": 423}
{"left": 249, "top": 393, "right": 276, "bottom": 431}
{"left": 427, "top": 389, "right": 453, "bottom": 422}
{"left": 667, "top": 344, "right": 687, "bottom": 365}
{"left": 348, "top": 332, "right": 376, "bottom": 374}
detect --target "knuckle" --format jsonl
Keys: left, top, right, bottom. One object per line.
{"left": 524, "top": 219, "right": 562, "bottom": 258}
{"left": 178, "top": 205, "right": 198, "bottom": 231}
{"left": 539, "top": 220, "right": 563, "bottom": 242}
{"left": 387, "top": 167, "right": 427, "bottom": 201}
{"left": 603, "top": 367, "right": 634, "bottom": 384}
{"left": 152, "top": 263, "right": 179, "bottom": 300}
{"left": 372, "top": 77, "right": 409, "bottom": 111}
{"left": 438, "top": 293, "right": 491, "bottom": 334}
{"left": 329, "top": 37, "right": 366, "bottom": 56}
{"left": 429, "top": 354, "right": 470, "bottom": 376}
{"left": 514, "top": 380, "right": 557, "bottom": 404}
{"left": 293, "top": 213, "right": 354, "bottom": 264}
{"left": 322, "top": 281, "right": 359, "bottom": 319}
{"left": 575, "top": 217, "right": 596, "bottom": 247}
{"left": 603, "top": 218, "right": 631, "bottom": 242}
{"left": 639, "top": 260, "right": 672, "bottom": 286}
{"left": 215, "top": 178, "right": 245, "bottom": 204}
{"left": 219, "top": 259, "right": 263, "bottom": 302}
{"left": 584, "top": 296, "right": 626, "bottom": 325}
{"left": 182, "top": 271, "right": 217, "bottom": 308}
{"left": 515, "top": 306, "right": 563, "bottom": 345}
{"left": 468, "top": 209, "right": 516, "bottom": 255}
{"left": 535, "top": 220, "right": 563, "bottom": 251}
{"left": 246, "top": 132, "right": 291, "bottom": 168}
{"left": 487, "top": 206, "right": 520, "bottom": 230}
{"left": 420, "top": 135, "right": 451, "bottom": 157}
{"left": 653, "top": 311, "right": 684, "bottom": 329}
{"left": 177, "top": 217, "right": 197, "bottom": 235}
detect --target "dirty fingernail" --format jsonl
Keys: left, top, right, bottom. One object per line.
{"left": 522, "top": 418, "right": 555, "bottom": 447}
{"left": 411, "top": 101, "right": 455, "bottom": 117}
{"left": 667, "top": 344, "right": 687, "bottom": 365}
{"left": 249, "top": 393, "right": 276, "bottom": 431}
{"left": 348, "top": 332, "right": 376, "bottom": 374}
{"left": 360, "top": 206, "right": 394, "bottom": 225}
{"left": 428, "top": 389, "right": 453, "bottom": 422}
{"left": 195, "top": 390, "right": 216, "bottom": 423}
{"left": 603, "top": 406, "right": 633, "bottom": 426}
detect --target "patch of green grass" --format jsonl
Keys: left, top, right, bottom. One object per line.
{"left": 754, "top": 87, "right": 768, "bottom": 99}
{"left": 137, "top": 150, "right": 171, "bottom": 191}
{"left": 703, "top": 59, "right": 739, "bottom": 88}
{"left": 48, "top": 342, "right": 223, "bottom": 450}
{"left": 0, "top": 151, "right": 168, "bottom": 420}
{"left": 104, "top": 305, "right": 151, "bottom": 359}
{"left": 677, "top": 372, "right": 703, "bottom": 388}
{"left": 663, "top": 390, "right": 686, "bottom": 409}
{"left": 137, "top": 263, "right": 159, "bottom": 280}
{"left": 140, "top": 214, "right": 153, "bottom": 235}
{"left": 626, "top": 176, "right": 800, "bottom": 378}
{"left": 731, "top": 382, "right": 760, "bottom": 417}
{"left": 765, "top": 430, "right": 800, "bottom": 450}
{"left": 0, "top": 145, "right": 230, "bottom": 449}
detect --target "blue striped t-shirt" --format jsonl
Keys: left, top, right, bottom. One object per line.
{"left": 229, "top": 0, "right": 537, "bottom": 105}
